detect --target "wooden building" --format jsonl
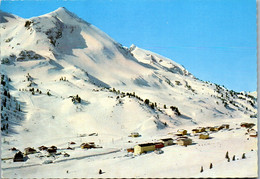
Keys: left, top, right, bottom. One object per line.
{"left": 127, "top": 148, "right": 134, "bottom": 153}
{"left": 80, "top": 142, "right": 95, "bottom": 149}
{"left": 205, "top": 127, "right": 215, "bottom": 132}
{"left": 129, "top": 132, "right": 140, "bottom": 137}
{"left": 134, "top": 143, "right": 156, "bottom": 155}
{"left": 176, "top": 137, "right": 192, "bottom": 146}
{"left": 199, "top": 133, "right": 210, "bottom": 139}
{"left": 192, "top": 129, "right": 200, "bottom": 134}
{"left": 249, "top": 129, "right": 258, "bottom": 137}
{"left": 196, "top": 127, "right": 206, "bottom": 133}
{"left": 241, "top": 122, "right": 255, "bottom": 128}
{"left": 221, "top": 124, "right": 230, "bottom": 129}
{"left": 177, "top": 129, "right": 187, "bottom": 135}
{"left": 159, "top": 138, "right": 173, "bottom": 146}
{"left": 155, "top": 142, "right": 164, "bottom": 149}
{"left": 24, "top": 147, "right": 37, "bottom": 155}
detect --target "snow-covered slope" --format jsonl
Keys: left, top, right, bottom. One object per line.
{"left": 0, "top": 7, "right": 257, "bottom": 178}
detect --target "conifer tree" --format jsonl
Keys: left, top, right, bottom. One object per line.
{"left": 242, "top": 153, "right": 246, "bottom": 159}
{"left": 150, "top": 103, "right": 155, "bottom": 109}
{"left": 209, "top": 163, "right": 213, "bottom": 169}
{"left": 200, "top": 166, "right": 203, "bottom": 173}
{"left": 144, "top": 99, "right": 149, "bottom": 105}
{"left": 225, "top": 151, "right": 229, "bottom": 159}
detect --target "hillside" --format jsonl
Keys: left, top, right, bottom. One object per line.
{"left": 0, "top": 7, "right": 257, "bottom": 178}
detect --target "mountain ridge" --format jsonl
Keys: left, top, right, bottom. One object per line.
{"left": 0, "top": 7, "right": 257, "bottom": 136}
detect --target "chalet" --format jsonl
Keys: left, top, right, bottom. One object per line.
{"left": 38, "top": 146, "right": 48, "bottom": 151}
{"left": 64, "top": 153, "right": 70, "bottom": 157}
{"left": 159, "top": 138, "right": 173, "bottom": 146}
{"left": 50, "top": 146, "right": 57, "bottom": 150}
{"left": 249, "top": 129, "right": 258, "bottom": 137}
{"left": 192, "top": 129, "right": 200, "bottom": 134}
{"left": 205, "top": 127, "right": 215, "bottom": 132}
{"left": 176, "top": 137, "right": 192, "bottom": 146}
{"left": 199, "top": 133, "right": 209, "bottom": 139}
{"left": 80, "top": 142, "right": 95, "bottom": 149}
{"left": 196, "top": 127, "right": 206, "bottom": 133}
{"left": 247, "top": 123, "right": 255, "bottom": 128}
{"left": 241, "top": 122, "right": 255, "bottom": 128}
{"left": 240, "top": 122, "right": 247, "bottom": 127}
{"left": 213, "top": 126, "right": 223, "bottom": 131}
{"left": 134, "top": 143, "right": 156, "bottom": 155}
{"left": 24, "top": 147, "right": 37, "bottom": 155}
{"left": 154, "top": 142, "right": 164, "bottom": 149}
{"left": 47, "top": 148, "right": 57, "bottom": 154}
{"left": 221, "top": 124, "right": 230, "bottom": 129}
{"left": 9, "top": 147, "right": 18, "bottom": 151}
{"left": 176, "top": 129, "right": 187, "bottom": 136}
{"left": 129, "top": 132, "right": 140, "bottom": 137}
{"left": 127, "top": 148, "right": 134, "bottom": 153}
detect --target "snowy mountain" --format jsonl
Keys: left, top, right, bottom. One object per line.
{"left": 0, "top": 7, "right": 257, "bottom": 178}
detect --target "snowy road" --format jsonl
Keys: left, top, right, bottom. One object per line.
{"left": 2, "top": 148, "right": 120, "bottom": 171}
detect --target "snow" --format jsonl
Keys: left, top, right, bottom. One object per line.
{"left": 0, "top": 7, "right": 257, "bottom": 178}
{"left": 1, "top": 118, "right": 257, "bottom": 178}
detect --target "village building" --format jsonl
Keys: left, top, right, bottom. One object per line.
{"left": 38, "top": 146, "right": 48, "bottom": 151}
{"left": 10, "top": 147, "right": 18, "bottom": 151}
{"left": 205, "top": 127, "right": 215, "bottom": 132}
{"left": 176, "top": 129, "right": 187, "bottom": 136}
{"left": 249, "top": 129, "right": 258, "bottom": 137}
{"left": 241, "top": 122, "right": 255, "bottom": 128}
{"left": 159, "top": 138, "right": 173, "bottom": 146}
{"left": 64, "top": 153, "right": 70, "bottom": 157}
{"left": 154, "top": 142, "right": 164, "bottom": 149}
{"left": 196, "top": 127, "right": 206, "bottom": 133}
{"left": 50, "top": 146, "right": 57, "bottom": 150}
{"left": 199, "top": 133, "right": 210, "bottom": 139}
{"left": 129, "top": 132, "right": 140, "bottom": 137}
{"left": 127, "top": 148, "right": 134, "bottom": 153}
{"left": 176, "top": 137, "right": 192, "bottom": 146}
{"left": 247, "top": 123, "right": 255, "bottom": 128}
{"left": 240, "top": 122, "right": 247, "bottom": 127}
{"left": 134, "top": 143, "right": 156, "bottom": 155}
{"left": 213, "top": 126, "right": 223, "bottom": 131}
{"left": 80, "top": 142, "right": 96, "bottom": 149}
{"left": 24, "top": 147, "right": 37, "bottom": 155}
{"left": 47, "top": 148, "right": 57, "bottom": 154}
{"left": 192, "top": 129, "right": 200, "bottom": 134}
{"left": 221, "top": 124, "right": 230, "bottom": 129}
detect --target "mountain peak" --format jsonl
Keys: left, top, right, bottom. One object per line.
{"left": 42, "top": 7, "right": 90, "bottom": 26}
{"left": 48, "top": 7, "right": 75, "bottom": 18}
{"left": 0, "top": 10, "right": 22, "bottom": 23}
{"left": 52, "top": 7, "right": 71, "bottom": 15}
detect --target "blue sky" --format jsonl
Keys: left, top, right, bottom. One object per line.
{"left": 1, "top": 0, "right": 257, "bottom": 92}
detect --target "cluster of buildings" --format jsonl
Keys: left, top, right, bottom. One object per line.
{"left": 129, "top": 123, "right": 251, "bottom": 156}
{"left": 240, "top": 122, "right": 257, "bottom": 137}
{"left": 131, "top": 136, "right": 195, "bottom": 155}
{"left": 132, "top": 138, "right": 174, "bottom": 155}
{"left": 240, "top": 122, "right": 255, "bottom": 129}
